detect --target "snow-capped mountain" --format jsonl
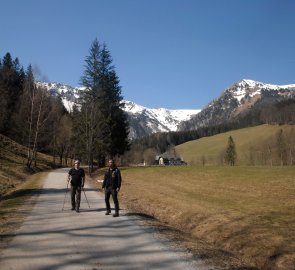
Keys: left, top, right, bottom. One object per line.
{"left": 37, "top": 79, "right": 295, "bottom": 137}
{"left": 180, "top": 79, "right": 295, "bottom": 131}
{"left": 124, "top": 101, "right": 200, "bottom": 138}
{"left": 36, "top": 81, "right": 200, "bottom": 139}
{"left": 36, "top": 81, "right": 84, "bottom": 112}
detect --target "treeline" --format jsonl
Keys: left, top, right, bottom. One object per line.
{"left": 0, "top": 53, "right": 68, "bottom": 168}
{"left": 123, "top": 99, "right": 295, "bottom": 165}
{"left": 245, "top": 127, "right": 295, "bottom": 166}
{"left": 260, "top": 98, "right": 295, "bottom": 124}
{"left": 0, "top": 39, "right": 129, "bottom": 172}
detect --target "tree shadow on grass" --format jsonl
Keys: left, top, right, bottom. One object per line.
{"left": 1, "top": 187, "right": 99, "bottom": 202}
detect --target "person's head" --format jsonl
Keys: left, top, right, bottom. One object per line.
{"left": 74, "top": 160, "right": 80, "bottom": 168}
{"left": 108, "top": 159, "right": 114, "bottom": 168}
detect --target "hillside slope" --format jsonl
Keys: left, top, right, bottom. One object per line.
{"left": 0, "top": 135, "right": 54, "bottom": 197}
{"left": 176, "top": 124, "right": 295, "bottom": 165}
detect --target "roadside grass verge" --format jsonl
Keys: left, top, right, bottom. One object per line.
{"left": 0, "top": 172, "right": 47, "bottom": 250}
{"left": 112, "top": 165, "right": 295, "bottom": 270}
{"left": 0, "top": 134, "right": 57, "bottom": 198}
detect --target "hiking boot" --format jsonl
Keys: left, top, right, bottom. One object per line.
{"left": 76, "top": 208, "right": 80, "bottom": 213}
{"left": 112, "top": 212, "right": 119, "bottom": 217}
{"left": 105, "top": 210, "right": 111, "bottom": 215}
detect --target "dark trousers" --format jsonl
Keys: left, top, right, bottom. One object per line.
{"left": 71, "top": 185, "right": 81, "bottom": 209}
{"left": 105, "top": 187, "right": 119, "bottom": 213}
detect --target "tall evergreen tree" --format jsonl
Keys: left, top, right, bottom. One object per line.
{"left": 79, "top": 38, "right": 104, "bottom": 171}
{"left": 225, "top": 136, "right": 237, "bottom": 166}
{"left": 77, "top": 38, "right": 129, "bottom": 170}
{"left": 0, "top": 53, "right": 24, "bottom": 134}
{"left": 11, "top": 65, "right": 34, "bottom": 142}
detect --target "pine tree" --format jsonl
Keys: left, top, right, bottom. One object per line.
{"left": 0, "top": 53, "right": 24, "bottom": 134}
{"left": 79, "top": 38, "right": 105, "bottom": 171}
{"left": 225, "top": 136, "right": 237, "bottom": 166}
{"left": 77, "top": 38, "right": 129, "bottom": 171}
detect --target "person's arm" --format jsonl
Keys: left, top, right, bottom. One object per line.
{"left": 68, "top": 169, "right": 72, "bottom": 184}
{"left": 81, "top": 169, "right": 85, "bottom": 187}
{"left": 102, "top": 171, "right": 107, "bottom": 190}
{"left": 117, "top": 169, "right": 122, "bottom": 192}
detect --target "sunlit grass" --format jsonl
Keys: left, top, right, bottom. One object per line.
{"left": 0, "top": 172, "right": 47, "bottom": 243}
{"left": 176, "top": 124, "right": 295, "bottom": 165}
{"left": 0, "top": 134, "right": 55, "bottom": 197}
{"left": 119, "top": 165, "right": 295, "bottom": 269}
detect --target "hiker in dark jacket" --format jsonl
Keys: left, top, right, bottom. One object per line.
{"left": 102, "top": 159, "right": 122, "bottom": 217}
{"left": 68, "top": 160, "right": 85, "bottom": 213}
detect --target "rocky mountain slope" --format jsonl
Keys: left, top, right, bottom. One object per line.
{"left": 124, "top": 101, "right": 200, "bottom": 138}
{"left": 36, "top": 81, "right": 200, "bottom": 139}
{"left": 37, "top": 79, "right": 295, "bottom": 137}
{"left": 180, "top": 79, "right": 295, "bottom": 131}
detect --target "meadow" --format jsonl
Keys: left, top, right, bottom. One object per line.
{"left": 111, "top": 165, "right": 295, "bottom": 270}
{"left": 176, "top": 124, "right": 295, "bottom": 166}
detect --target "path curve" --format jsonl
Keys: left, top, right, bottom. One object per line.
{"left": 0, "top": 168, "right": 209, "bottom": 270}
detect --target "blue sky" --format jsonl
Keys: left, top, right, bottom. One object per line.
{"left": 1, "top": 0, "right": 294, "bottom": 109}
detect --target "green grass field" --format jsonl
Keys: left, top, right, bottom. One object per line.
{"left": 116, "top": 165, "right": 295, "bottom": 270}
{"left": 176, "top": 124, "right": 295, "bottom": 166}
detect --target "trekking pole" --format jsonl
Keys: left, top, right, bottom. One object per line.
{"left": 82, "top": 187, "right": 90, "bottom": 208}
{"left": 62, "top": 181, "right": 69, "bottom": 211}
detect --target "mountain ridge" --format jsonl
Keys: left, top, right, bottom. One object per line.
{"left": 180, "top": 79, "right": 295, "bottom": 131}
{"left": 36, "top": 81, "right": 201, "bottom": 139}
{"left": 36, "top": 79, "right": 295, "bottom": 138}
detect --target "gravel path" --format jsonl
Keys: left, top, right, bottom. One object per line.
{"left": 0, "top": 168, "right": 210, "bottom": 270}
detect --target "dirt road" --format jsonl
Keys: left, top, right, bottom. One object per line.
{"left": 0, "top": 168, "right": 209, "bottom": 270}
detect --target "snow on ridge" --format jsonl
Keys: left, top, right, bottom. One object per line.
{"left": 232, "top": 79, "right": 295, "bottom": 104}
{"left": 239, "top": 79, "right": 295, "bottom": 90}
{"left": 124, "top": 101, "right": 200, "bottom": 116}
{"left": 123, "top": 100, "right": 200, "bottom": 131}
{"left": 123, "top": 101, "right": 146, "bottom": 114}
{"left": 37, "top": 81, "right": 201, "bottom": 133}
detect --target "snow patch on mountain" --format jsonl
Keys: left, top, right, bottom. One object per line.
{"left": 124, "top": 101, "right": 200, "bottom": 132}
{"left": 36, "top": 81, "right": 84, "bottom": 112}
{"left": 180, "top": 79, "right": 295, "bottom": 131}
{"left": 36, "top": 81, "right": 201, "bottom": 138}
{"left": 232, "top": 79, "right": 295, "bottom": 104}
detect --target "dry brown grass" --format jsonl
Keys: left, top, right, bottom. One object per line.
{"left": 90, "top": 165, "right": 295, "bottom": 270}
{"left": 0, "top": 134, "right": 55, "bottom": 197}
{"left": 0, "top": 172, "right": 47, "bottom": 251}
{"left": 0, "top": 134, "right": 60, "bottom": 253}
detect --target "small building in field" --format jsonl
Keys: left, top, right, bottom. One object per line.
{"left": 155, "top": 153, "right": 187, "bottom": 166}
